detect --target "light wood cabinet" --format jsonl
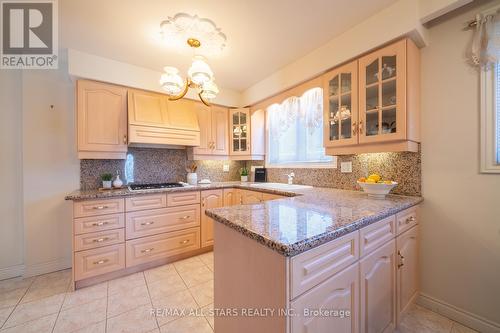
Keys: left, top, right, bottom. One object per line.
{"left": 360, "top": 239, "right": 397, "bottom": 333}
{"left": 223, "top": 188, "right": 238, "bottom": 206}
{"left": 76, "top": 80, "right": 128, "bottom": 159}
{"left": 228, "top": 108, "right": 265, "bottom": 160}
{"left": 201, "top": 190, "right": 224, "bottom": 247}
{"left": 323, "top": 39, "right": 420, "bottom": 155}
{"left": 240, "top": 189, "right": 263, "bottom": 204}
{"left": 189, "top": 104, "right": 229, "bottom": 158}
{"left": 396, "top": 226, "right": 419, "bottom": 325}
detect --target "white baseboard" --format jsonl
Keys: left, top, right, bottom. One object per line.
{"left": 417, "top": 293, "right": 500, "bottom": 333}
{"left": 23, "top": 257, "right": 71, "bottom": 278}
{"left": 0, "top": 264, "right": 25, "bottom": 281}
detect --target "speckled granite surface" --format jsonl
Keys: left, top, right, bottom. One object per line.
{"left": 80, "top": 148, "right": 245, "bottom": 190}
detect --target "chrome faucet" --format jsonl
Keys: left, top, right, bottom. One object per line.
{"left": 287, "top": 172, "right": 295, "bottom": 185}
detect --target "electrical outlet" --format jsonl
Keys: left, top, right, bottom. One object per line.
{"left": 341, "top": 161, "right": 352, "bottom": 173}
{"left": 223, "top": 164, "right": 230, "bottom": 172}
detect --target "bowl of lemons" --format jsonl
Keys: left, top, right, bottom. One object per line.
{"left": 357, "top": 174, "right": 397, "bottom": 199}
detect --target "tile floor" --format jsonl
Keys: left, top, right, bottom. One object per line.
{"left": 0, "top": 251, "right": 477, "bottom": 333}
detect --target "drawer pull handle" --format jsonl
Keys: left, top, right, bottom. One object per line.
{"left": 141, "top": 248, "right": 154, "bottom": 253}
{"left": 93, "top": 259, "right": 109, "bottom": 265}
{"left": 93, "top": 237, "right": 109, "bottom": 243}
{"left": 180, "top": 239, "right": 189, "bottom": 245}
{"left": 405, "top": 216, "right": 416, "bottom": 224}
{"left": 180, "top": 215, "right": 191, "bottom": 220}
{"left": 397, "top": 250, "right": 405, "bottom": 268}
{"left": 92, "top": 221, "right": 109, "bottom": 226}
{"left": 140, "top": 221, "right": 155, "bottom": 226}
{"left": 93, "top": 205, "right": 109, "bottom": 210}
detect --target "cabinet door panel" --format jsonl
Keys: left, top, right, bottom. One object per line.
{"left": 192, "top": 102, "right": 212, "bottom": 154}
{"left": 128, "top": 89, "right": 169, "bottom": 127}
{"left": 77, "top": 80, "right": 127, "bottom": 156}
{"left": 360, "top": 239, "right": 396, "bottom": 333}
{"left": 211, "top": 106, "right": 229, "bottom": 155}
{"left": 201, "top": 190, "right": 223, "bottom": 247}
{"left": 240, "top": 190, "right": 263, "bottom": 204}
{"left": 223, "top": 189, "right": 237, "bottom": 206}
{"left": 396, "top": 226, "right": 419, "bottom": 326}
{"left": 291, "top": 262, "right": 359, "bottom": 333}
{"left": 230, "top": 108, "right": 251, "bottom": 155}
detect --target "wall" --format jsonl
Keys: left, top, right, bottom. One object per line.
{"left": 80, "top": 148, "right": 245, "bottom": 189}
{"left": 21, "top": 62, "right": 80, "bottom": 277}
{"left": 0, "top": 71, "right": 24, "bottom": 280}
{"left": 419, "top": 1, "right": 500, "bottom": 329}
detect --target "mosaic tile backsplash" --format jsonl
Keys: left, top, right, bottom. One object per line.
{"left": 80, "top": 148, "right": 245, "bottom": 190}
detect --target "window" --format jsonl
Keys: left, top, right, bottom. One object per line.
{"left": 266, "top": 87, "right": 333, "bottom": 168}
{"left": 480, "top": 63, "right": 500, "bottom": 173}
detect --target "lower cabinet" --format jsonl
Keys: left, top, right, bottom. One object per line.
{"left": 360, "top": 239, "right": 397, "bottom": 333}
{"left": 223, "top": 188, "right": 238, "bottom": 206}
{"left": 396, "top": 225, "right": 419, "bottom": 324}
{"left": 240, "top": 189, "right": 263, "bottom": 204}
{"left": 201, "top": 189, "right": 224, "bottom": 247}
{"left": 74, "top": 244, "right": 126, "bottom": 281}
{"left": 291, "top": 262, "right": 359, "bottom": 333}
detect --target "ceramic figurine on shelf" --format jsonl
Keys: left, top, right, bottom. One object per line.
{"left": 113, "top": 170, "right": 123, "bottom": 188}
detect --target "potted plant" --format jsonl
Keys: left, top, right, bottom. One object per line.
{"left": 240, "top": 167, "right": 249, "bottom": 182}
{"left": 101, "top": 173, "right": 113, "bottom": 189}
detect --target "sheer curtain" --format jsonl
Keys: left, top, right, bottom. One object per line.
{"left": 470, "top": 11, "right": 500, "bottom": 68}
{"left": 267, "top": 87, "right": 332, "bottom": 165}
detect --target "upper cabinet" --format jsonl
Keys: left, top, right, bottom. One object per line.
{"left": 77, "top": 80, "right": 128, "bottom": 159}
{"left": 323, "top": 39, "right": 420, "bottom": 155}
{"left": 230, "top": 108, "right": 250, "bottom": 155}
{"left": 188, "top": 104, "right": 229, "bottom": 158}
{"left": 128, "top": 89, "right": 200, "bottom": 147}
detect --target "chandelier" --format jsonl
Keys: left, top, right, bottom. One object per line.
{"left": 159, "top": 14, "right": 226, "bottom": 106}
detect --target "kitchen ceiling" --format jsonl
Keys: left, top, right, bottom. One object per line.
{"left": 60, "top": 0, "right": 398, "bottom": 92}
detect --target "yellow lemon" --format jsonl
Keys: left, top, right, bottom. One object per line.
{"left": 368, "top": 174, "right": 381, "bottom": 182}
{"left": 365, "top": 178, "right": 376, "bottom": 184}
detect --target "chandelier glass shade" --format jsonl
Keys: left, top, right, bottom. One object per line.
{"left": 159, "top": 67, "right": 184, "bottom": 95}
{"left": 188, "top": 55, "right": 213, "bottom": 86}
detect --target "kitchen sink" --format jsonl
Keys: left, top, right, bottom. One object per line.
{"left": 249, "top": 182, "right": 313, "bottom": 190}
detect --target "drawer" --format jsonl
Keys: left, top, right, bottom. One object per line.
{"left": 74, "top": 244, "right": 125, "bottom": 281}
{"left": 359, "top": 215, "right": 396, "bottom": 257}
{"left": 167, "top": 191, "right": 200, "bottom": 207}
{"left": 125, "top": 204, "right": 200, "bottom": 240}
{"left": 125, "top": 227, "right": 200, "bottom": 267}
{"left": 74, "top": 198, "right": 124, "bottom": 218}
{"left": 290, "top": 231, "right": 359, "bottom": 299}
{"left": 125, "top": 194, "right": 167, "bottom": 212}
{"left": 74, "top": 229, "right": 125, "bottom": 251}
{"left": 74, "top": 213, "right": 124, "bottom": 235}
{"left": 396, "top": 206, "right": 419, "bottom": 235}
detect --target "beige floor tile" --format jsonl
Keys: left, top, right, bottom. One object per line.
{"left": 107, "top": 284, "right": 151, "bottom": 318}
{"left": 144, "top": 264, "right": 177, "bottom": 284}
{"left": 0, "top": 306, "right": 14, "bottom": 328}
{"left": 21, "top": 271, "right": 71, "bottom": 304}
{"left": 147, "top": 273, "right": 187, "bottom": 301}
{"left": 173, "top": 257, "right": 205, "bottom": 273}
{"left": 0, "top": 277, "right": 34, "bottom": 294}
{"left": 399, "top": 305, "right": 453, "bottom": 333}
{"left": 0, "top": 313, "right": 57, "bottom": 333}
{"left": 53, "top": 297, "right": 106, "bottom": 333}
{"left": 189, "top": 280, "right": 214, "bottom": 307}
{"left": 108, "top": 272, "right": 145, "bottom": 296}
{"left": 61, "top": 282, "right": 107, "bottom": 310}
{"left": 197, "top": 252, "right": 214, "bottom": 266}
{"left": 107, "top": 304, "right": 158, "bottom": 333}
{"left": 178, "top": 265, "right": 213, "bottom": 288}
{"left": 201, "top": 303, "right": 214, "bottom": 329}
{"left": 152, "top": 289, "right": 198, "bottom": 326}
{"left": 206, "top": 262, "right": 214, "bottom": 272}
{"left": 70, "top": 320, "right": 106, "bottom": 333}
{"left": 159, "top": 316, "right": 213, "bottom": 333}
{"left": 3, "top": 293, "right": 64, "bottom": 329}
{"left": 451, "top": 322, "right": 479, "bottom": 333}
{"left": 0, "top": 289, "right": 26, "bottom": 309}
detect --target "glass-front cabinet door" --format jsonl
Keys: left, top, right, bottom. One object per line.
{"left": 323, "top": 60, "right": 358, "bottom": 147}
{"left": 229, "top": 108, "right": 250, "bottom": 155}
{"left": 359, "top": 39, "right": 406, "bottom": 143}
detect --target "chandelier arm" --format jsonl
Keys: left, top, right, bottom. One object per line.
{"left": 198, "top": 91, "right": 211, "bottom": 107}
{"left": 168, "top": 78, "right": 190, "bottom": 101}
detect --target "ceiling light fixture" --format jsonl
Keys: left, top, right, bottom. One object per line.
{"left": 159, "top": 14, "right": 226, "bottom": 106}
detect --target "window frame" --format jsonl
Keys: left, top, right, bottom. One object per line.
{"left": 480, "top": 63, "right": 500, "bottom": 173}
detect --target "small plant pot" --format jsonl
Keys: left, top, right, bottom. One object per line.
{"left": 102, "top": 181, "right": 112, "bottom": 189}
{"left": 241, "top": 175, "right": 248, "bottom": 182}
{"left": 187, "top": 173, "right": 198, "bottom": 185}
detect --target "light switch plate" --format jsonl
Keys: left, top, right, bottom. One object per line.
{"left": 223, "top": 164, "right": 230, "bottom": 172}
{"left": 341, "top": 161, "right": 352, "bottom": 173}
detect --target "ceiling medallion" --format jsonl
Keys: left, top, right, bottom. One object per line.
{"left": 159, "top": 13, "right": 226, "bottom": 106}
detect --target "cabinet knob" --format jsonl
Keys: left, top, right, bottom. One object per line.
{"left": 359, "top": 121, "right": 364, "bottom": 134}
{"left": 352, "top": 123, "right": 358, "bottom": 136}
{"left": 141, "top": 248, "right": 154, "bottom": 253}
{"left": 405, "top": 216, "right": 416, "bottom": 224}
{"left": 180, "top": 215, "right": 191, "bottom": 220}
{"left": 180, "top": 239, "right": 189, "bottom": 245}
{"left": 140, "top": 221, "right": 155, "bottom": 226}
{"left": 397, "top": 250, "right": 405, "bottom": 268}
{"left": 123, "top": 135, "right": 127, "bottom": 144}
{"left": 93, "top": 259, "right": 109, "bottom": 265}
{"left": 92, "top": 205, "right": 109, "bottom": 210}
{"left": 93, "top": 237, "right": 109, "bottom": 243}
{"left": 92, "top": 221, "right": 109, "bottom": 226}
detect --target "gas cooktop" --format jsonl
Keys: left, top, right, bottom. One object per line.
{"left": 128, "top": 183, "right": 183, "bottom": 191}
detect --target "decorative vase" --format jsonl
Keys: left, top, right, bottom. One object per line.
{"left": 113, "top": 175, "right": 123, "bottom": 188}
{"left": 241, "top": 175, "right": 248, "bottom": 182}
{"left": 187, "top": 173, "right": 198, "bottom": 185}
{"left": 102, "top": 181, "right": 112, "bottom": 189}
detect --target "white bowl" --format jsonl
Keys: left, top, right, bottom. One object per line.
{"left": 357, "top": 181, "right": 398, "bottom": 199}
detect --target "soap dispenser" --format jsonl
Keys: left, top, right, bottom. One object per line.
{"left": 113, "top": 170, "right": 123, "bottom": 188}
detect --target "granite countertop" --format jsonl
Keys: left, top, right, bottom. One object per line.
{"left": 66, "top": 182, "right": 422, "bottom": 257}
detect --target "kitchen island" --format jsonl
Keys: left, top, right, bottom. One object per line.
{"left": 205, "top": 186, "right": 422, "bottom": 333}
